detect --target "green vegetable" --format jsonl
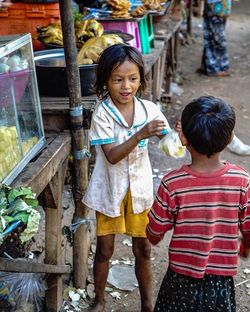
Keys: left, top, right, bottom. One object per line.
{"left": 0, "top": 184, "right": 40, "bottom": 245}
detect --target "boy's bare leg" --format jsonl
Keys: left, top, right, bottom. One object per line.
{"left": 132, "top": 237, "right": 153, "bottom": 312}
{"left": 89, "top": 234, "right": 115, "bottom": 312}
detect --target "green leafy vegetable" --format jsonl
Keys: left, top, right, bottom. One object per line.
{"left": 0, "top": 184, "right": 40, "bottom": 245}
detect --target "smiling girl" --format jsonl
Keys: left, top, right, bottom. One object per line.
{"left": 83, "top": 43, "right": 172, "bottom": 312}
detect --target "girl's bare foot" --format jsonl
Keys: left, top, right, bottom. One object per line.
{"left": 88, "top": 300, "right": 105, "bottom": 312}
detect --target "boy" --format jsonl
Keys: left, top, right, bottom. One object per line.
{"left": 147, "top": 96, "right": 250, "bottom": 312}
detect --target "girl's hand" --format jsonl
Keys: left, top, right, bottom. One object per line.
{"left": 137, "top": 120, "right": 167, "bottom": 141}
{"left": 102, "top": 120, "right": 167, "bottom": 164}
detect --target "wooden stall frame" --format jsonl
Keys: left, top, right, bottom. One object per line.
{"left": 0, "top": 133, "right": 71, "bottom": 312}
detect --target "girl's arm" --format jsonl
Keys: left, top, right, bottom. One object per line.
{"left": 102, "top": 119, "right": 166, "bottom": 164}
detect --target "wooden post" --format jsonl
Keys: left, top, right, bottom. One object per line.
{"left": 43, "top": 157, "right": 68, "bottom": 312}
{"left": 173, "top": 26, "right": 180, "bottom": 73}
{"left": 59, "top": 0, "right": 90, "bottom": 288}
{"left": 187, "top": 0, "right": 193, "bottom": 36}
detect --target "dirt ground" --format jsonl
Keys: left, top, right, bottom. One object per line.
{"left": 85, "top": 1, "right": 250, "bottom": 311}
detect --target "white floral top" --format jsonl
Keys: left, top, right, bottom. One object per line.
{"left": 82, "top": 96, "right": 171, "bottom": 217}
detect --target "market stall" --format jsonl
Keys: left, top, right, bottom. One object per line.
{"left": 0, "top": 34, "right": 71, "bottom": 311}
{"left": 38, "top": 0, "right": 184, "bottom": 132}
{"left": 0, "top": 0, "right": 183, "bottom": 310}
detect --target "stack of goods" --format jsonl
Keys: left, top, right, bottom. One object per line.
{"left": 108, "top": 0, "right": 131, "bottom": 18}
{"left": 77, "top": 34, "right": 123, "bottom": 64}
{"left": 0, "top": 125, "right": 38, "bottom": 182}
{"left": 130, "top": 6, "right": 146, "bottom": 17}
{"left": 143, "top": 0, "right": 163, "bottom": 11}
{"left": 35, "top": 22, "right": 63, "bottom": 46}
{"left": 75, "top": 19, "right": 104, "bottom": 48}
{"left": 35, "top": 19, "right": 104, "bottom": 49}
{"left": 0, "top": 126, "right": 20, "bottom": 181}
{"left": 0, "top": 54, "right": 28, "bottom": 74}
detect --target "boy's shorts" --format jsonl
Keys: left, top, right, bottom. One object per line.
{"left": 96, "top": 190, "right": 149, "bottom": 238}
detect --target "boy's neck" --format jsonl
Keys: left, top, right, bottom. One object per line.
{"left": 189, "top": 152, "right": 225, "bottom": 173}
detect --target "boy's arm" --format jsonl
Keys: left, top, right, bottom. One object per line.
{"left": 239, "top": 240, "right": 250, "bottom": 258}
{"left": 146, "top": 180, "right": 175, "bottom": 245}
{"left": 239, "top": 183, "right": 250, "bottom": 258}
{"left": 146, "top": 224, "right": 164, "bottom": 245}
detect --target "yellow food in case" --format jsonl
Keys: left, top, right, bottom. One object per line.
{"left": 0, "top": 126, "right": 39, "bottom": 181}
{"left": 0, "top": 33, "right": 46, "bottom": 185}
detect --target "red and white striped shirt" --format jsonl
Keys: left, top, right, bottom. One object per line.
{"left": 146, "top": 162, "right": 250, "bottom": 278}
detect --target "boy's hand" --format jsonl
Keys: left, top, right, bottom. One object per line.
{"left": 239, "top": 241, "right": 250, "bottom": 258}
{"left": 174, "top": 120, "right": 182, "bottom": 133}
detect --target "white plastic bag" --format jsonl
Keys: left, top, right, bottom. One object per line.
{"left": 159, "top": 130, "right": 186, "bottom": 159}
{"left": 0, "top": 271, "right": 47, "bottom": 311}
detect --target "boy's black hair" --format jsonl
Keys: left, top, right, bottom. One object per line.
{"left": 95, "top": 43, "right": 147, "bottom": 99}
{"left": 181, "top": 96, "right": 235, "bottom": 157}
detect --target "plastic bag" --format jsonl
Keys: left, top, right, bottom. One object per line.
{"left": 159, "top": 130, "right": 186, "bottom": 159}
{"left": 107, "top": 265, "right": 138, "bottom": 291}
{"left": 0, "top": 271, "right": 47, "bottom": 311}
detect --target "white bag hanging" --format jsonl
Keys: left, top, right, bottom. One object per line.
{"left": 159, "top": 130, "right": 186, "bottom": 159}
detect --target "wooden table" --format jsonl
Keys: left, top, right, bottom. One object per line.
{"left": 153, "top": 14, "right": 183, "bottom": 99}
{"left": 0, "top": 133, "right": 71, "bottom": 312}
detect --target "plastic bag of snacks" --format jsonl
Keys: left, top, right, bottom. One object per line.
{"left": 159, "top": 130, "right": 186, "bottom": 159}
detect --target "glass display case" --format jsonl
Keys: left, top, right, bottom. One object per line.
{"left": 0, "top": 33, "right": 45, "bottom": 185}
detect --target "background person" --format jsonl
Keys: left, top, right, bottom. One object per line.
{"left": 199, "top": 0, "right": 231, "bottom": 76}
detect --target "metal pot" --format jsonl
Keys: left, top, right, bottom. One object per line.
{"left": 34, "top": 49, "right": 98, "bottom": 97}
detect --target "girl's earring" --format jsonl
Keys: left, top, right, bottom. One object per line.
{"left": 103, "top": 85, "right": 107, "bottom": 90}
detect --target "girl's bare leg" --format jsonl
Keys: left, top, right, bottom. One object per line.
{"left": 132, "top": 237, "right": 153, "bottom": 312}
{"left": 89, "top": 234, "right": 115, "bottom": 312}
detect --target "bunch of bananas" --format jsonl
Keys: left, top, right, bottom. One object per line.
{"left": 108, "top": 0, "right": 131, "bottom": 18}
{"left": 75, "top": 19, "right": 104, "bottom": 48}
{"left": 35, "top": 22, "right": 63, "bottom": 46}
{"left": 77, "top": 34, "right": 123, "bottom": 65}
{"left": 143, "top": 0, "right": 163, "bottom": 11}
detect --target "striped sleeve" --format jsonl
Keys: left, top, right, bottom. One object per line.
{"left": 239, "top": 178, "right": 250, "bottom": 248}
{"left": 146, "top": 179, "right": 176, "bottom": 245}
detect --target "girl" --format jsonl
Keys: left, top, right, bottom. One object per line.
{"left": 83, "top": 43, "right": 171, "bottom": 312}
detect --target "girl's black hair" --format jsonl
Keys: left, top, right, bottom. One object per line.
{"left": 95, "top": 43, "right": 147, "bottom": 99}
{"left": 181, "top": 96, "right": 235, "bottom": 157}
